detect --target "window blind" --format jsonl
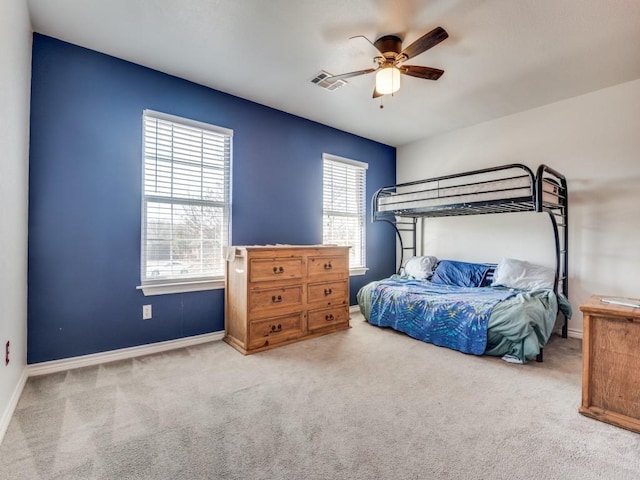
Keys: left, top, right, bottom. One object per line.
{"left": 322, "top": 154, "right": 368, "bottom": 269}
{"left": 142, "top": 110, "right": 232, "bottom": 283}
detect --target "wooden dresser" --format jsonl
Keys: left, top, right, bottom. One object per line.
{"left": 224, "top": 245, "right": 350, "bottom": 354}
{"left": 579, "top": 295, "right": 640, "bottom": 433}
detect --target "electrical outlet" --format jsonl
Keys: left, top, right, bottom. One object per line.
{"left": 5, "top": 341, "right": 9, "bottom": 366}
{"left": 142, "top": 304, "right": 152, "bottom": 320}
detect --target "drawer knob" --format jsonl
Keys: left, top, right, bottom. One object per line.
{"left": 270, "top": 324, "right": 283, "bottom": 333}
{"left": 324, "top": 288, "right": 333, "bottom": 296}
{"left": 271, "top": 295, "right": 283, "bottom": 303}
{"left": 324, "top": 262, "right": 333, "bottom": 270}
{"left": 272, "top": 266, "right": 285, "bottom": 274}
{"left": 325, "top": 314, "right": 335, "bottom": 321}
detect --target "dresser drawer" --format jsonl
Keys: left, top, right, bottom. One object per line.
{"left": 249, "top": 285, "right": 304, "bottom": 316}
{"left": 308, "top": 306, "right": 349, "bottom": 331}
{"left": 307, "top": 254, "right": 348, "bottom": 278}
{"left": 308, "top": 280, "right": 348, "bottom": 307}
{"left": 249, "top": 257, "right": 304, "bottom": 283}
{"left": 248, "top": 313, "right": 305, "bottom": 349}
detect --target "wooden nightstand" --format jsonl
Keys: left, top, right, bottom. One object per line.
{"left": 579, "top": 295, "right": 640, "bottom": 433}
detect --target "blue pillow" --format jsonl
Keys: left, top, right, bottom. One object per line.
{"left": 430, "top": 260, "right": 491, "bottom": 288}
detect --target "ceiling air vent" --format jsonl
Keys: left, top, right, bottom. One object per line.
{"left": 310, "top": 71, "right": 347, "bottom": 91}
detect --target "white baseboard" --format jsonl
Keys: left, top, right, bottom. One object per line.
{"left": 554, "top": 327, "right": 582, "bottom": 340}
{"left": 349, "top": 304, "right": 361, "bottom": 314}
{"left": 566, "top": 328, "right": 583, "bottom": 340}
{"left": 0, "top": 368, "right": 28, "bottom": 445}
{"left": 27, "top": 331, "right": 224, "bottom": 377}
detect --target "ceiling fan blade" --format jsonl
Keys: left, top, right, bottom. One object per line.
{"left": 400, "top": 26, "right": 448, "bottom": 60}
{"left": 349, "top": 35, "right": 385, "bottom": 57}
{"left": 373, "top": 87, "right": 383, "bottom": 98}
{"left": 328, "top": 68, "right": 377, "bottom": 82}
{"left": 400, "top": 65, "right": 444, "bottom": 80}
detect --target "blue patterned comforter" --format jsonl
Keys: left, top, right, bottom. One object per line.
{"left": 369, "top": 278, "right": 517, "bottom": 355}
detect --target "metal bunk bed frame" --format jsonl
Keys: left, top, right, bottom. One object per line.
{"left": 372, "top": 163, "right": 569, "bottom": 339}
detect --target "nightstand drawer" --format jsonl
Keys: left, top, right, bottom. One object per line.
{"left": 307, "top": 280, "right": 348, "bottom": 307}
{"left": 308, "top": 306, "right": 349, "bottom": 331}
{"left": 248, "top": 313, "right": 304, "bottom": 349}
{"left": 249, "top": 257, "right": 304, "bottom": 283}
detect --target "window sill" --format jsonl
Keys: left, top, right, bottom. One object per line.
{"left": 350, "top": 267, "right": 369, "bottom": 277}
{"left": 137, "top": 278, "right": 224, "bottom": 296}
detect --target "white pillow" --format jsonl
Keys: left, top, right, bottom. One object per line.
{"left": 403, "top": 256, "right": 438, "bottom": 279}
{"left": 491, "top": 258, "right": 556, "bottom": 290}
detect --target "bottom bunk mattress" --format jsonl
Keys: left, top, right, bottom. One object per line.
{"left": 357, "top": 276, "right": 567, "bottom": 363}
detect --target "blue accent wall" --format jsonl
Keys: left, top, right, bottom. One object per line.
{"left": 28, "top": 34, "right": 396, "bottom": 364}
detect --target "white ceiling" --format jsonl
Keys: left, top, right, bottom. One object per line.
{"left": 26, "top": 0, "right": 640, "bottom": 147}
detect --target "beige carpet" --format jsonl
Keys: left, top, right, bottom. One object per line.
{"left": 1, "top": 313, "right": 639, "bottom": 479}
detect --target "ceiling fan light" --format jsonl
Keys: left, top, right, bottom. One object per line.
{"left": 375, "top": 67, "right": 401, "bottom": 95}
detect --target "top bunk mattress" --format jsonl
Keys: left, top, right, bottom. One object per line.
{"left": 376, "top": 165, "right": 560, "bottom": 217}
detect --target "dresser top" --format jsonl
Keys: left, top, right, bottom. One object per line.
{"left": 224, "top": 244, "right": 350, "bottom": 260}
{"left": 228, "top": 244, "right": 349, "bottom": 251}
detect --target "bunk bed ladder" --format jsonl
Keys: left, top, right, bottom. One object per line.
{"left": 552, "top": 209, "right": 569, "bottom": 338}
{"left": 371, "top": 187, "right": 419, "bottom": 274}
{"left": 536, "top": 164, "right": 569, "bottom": 339}
{"left": 396, "top": 217, "right": 418, "bottom": 273}
{"left": 376, "top": 217, "right": 417, "bottom": 274}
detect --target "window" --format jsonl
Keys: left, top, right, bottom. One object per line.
{"left": 322, "top": 153, "right": 368, "bottom": 275}
{"left": 139, "top": 110, "right": 232, "bottom": 295}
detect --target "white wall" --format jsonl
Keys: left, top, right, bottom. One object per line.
{"left": 0, "top": 0, "right": 31, "bottom": 442}
{"left": 398, "top": 78, "right": 640, "bottom": 337}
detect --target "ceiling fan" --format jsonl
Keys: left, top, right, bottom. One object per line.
{"left": 328, "top": 26, "right": 448, "bottom": 98}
